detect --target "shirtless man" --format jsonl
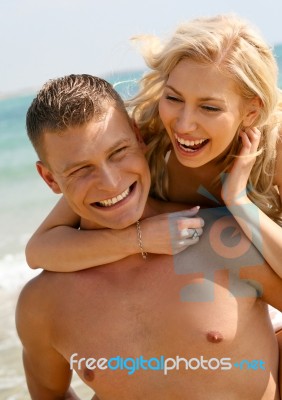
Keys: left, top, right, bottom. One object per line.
{"left": 16, "top": 75, "right": 282, "bottom": 399}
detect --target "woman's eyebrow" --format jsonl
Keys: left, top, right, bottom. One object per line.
{"left": 164, "top": 84, "right": 182, "bottom": 96}
{"left": 164, "top": 84, "right": 226, "bottom": 103}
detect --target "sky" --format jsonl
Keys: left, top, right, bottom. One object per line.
{"left": 1, "top": 0, "right": 282, "bottom": 94}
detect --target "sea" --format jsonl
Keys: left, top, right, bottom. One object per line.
{"left": 0, "top": 46, "right": 282, "bottom": 398}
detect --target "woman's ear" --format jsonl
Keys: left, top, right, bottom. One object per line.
{"left": 36, "top": 161, "right": 62, "bottom": 194}
{"left": 242, "top": 97, "right": 262, "bottom": 127}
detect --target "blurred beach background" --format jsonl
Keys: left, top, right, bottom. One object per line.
{"left": 1, "top": 0, "right": 282, "bottom": 399}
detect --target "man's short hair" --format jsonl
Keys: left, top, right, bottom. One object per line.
{"left": 26, "top": 74, "right": 128, "bottom": 161}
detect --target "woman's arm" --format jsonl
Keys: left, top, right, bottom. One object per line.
{"left": 26, "top": 196, "right": 137, "bottom": 271}
{"left": 26, "top": 197, "right": 203, "bottom": 272}
{"left": 222, "top": 128, "right": 282, "bottom": 278}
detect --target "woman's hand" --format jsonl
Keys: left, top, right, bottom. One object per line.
{"left": 140, "top": 207, "right": 204, "bottom": 255}
{"left": 221, "top": 127, "right": 261, "bottom": 206}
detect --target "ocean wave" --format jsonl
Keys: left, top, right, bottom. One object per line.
{"left": 0, "top": 253, "right": 40, "bottom": 293}
{"left": 0, "top": 376, "right": 25, "bottom": 391}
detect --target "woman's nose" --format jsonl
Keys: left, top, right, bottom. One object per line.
{"left": 174, "top": 107, "right": 197, "bottom": 134}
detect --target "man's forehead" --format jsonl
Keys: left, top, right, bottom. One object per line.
{"left": 43, "top": 115, "right": 136, "bottom": 173}
{"left": 45, "top": 108, "right": 133, "bottom": 143}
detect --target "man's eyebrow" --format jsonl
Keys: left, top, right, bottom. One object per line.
{"left": 106, "top": 137, "right": 132, "bottom": 154}
{"left": 62, "top": 160, "right": 91, "bottom": 174}
{"left": 62, "top": 138, "right": 132, "bottom": 174}
{"left": 164, "top": 84, "right": 226, "bottom": 103}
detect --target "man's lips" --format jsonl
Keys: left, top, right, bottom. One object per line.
{"left": 92, "top": 182, "right": 136, "bottom": 208}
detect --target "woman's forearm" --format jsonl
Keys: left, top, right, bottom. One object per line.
{"left": 25, "top": 225, "right": 138, "bottom": 271}
{"left": 25, "top": 208, "right": 204, "bottom": 272}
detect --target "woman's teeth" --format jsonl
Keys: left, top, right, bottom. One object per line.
{"left": 175, "top": 134, "right": 208, "bottom": 152}
{"left": 97, "top": 187, "right": 130, "bottom": 207}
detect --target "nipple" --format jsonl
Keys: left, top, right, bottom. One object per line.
{"left": 83, "top": 367, "right": 95, "bottom": 382}
{"left": 206, "top": 331, "right": 223, "bottom": 343}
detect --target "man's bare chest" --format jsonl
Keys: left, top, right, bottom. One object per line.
{"left": 52, "top": 255, "right": 260, "bottom": 360}
{"left": 50, "top": 263, "right": 276, "bottom": 399}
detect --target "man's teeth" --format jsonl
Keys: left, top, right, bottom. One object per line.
{"left": 174, "top": 134, "right": 207, "bottom": 147}
{"left": 98, "top": 187, "right": 130, "bottom": 207}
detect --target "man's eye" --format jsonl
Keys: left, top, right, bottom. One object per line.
{"left": 70, "top": 166, "right": 90, "bottom": 176}
{"left": 113, "top": 146, "right": 128, "bottom": 155}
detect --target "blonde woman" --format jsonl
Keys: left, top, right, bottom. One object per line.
{"left": 128, "top": 14, "right": 282, "bottom": 279}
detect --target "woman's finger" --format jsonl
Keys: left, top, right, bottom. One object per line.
{"left": 177, "top": 217, "right": 205, "bottom": 231}
{"left": 243, "top": 127, "right": 261, "bottom": 152}
{"left": 180, "top": 227, "right": 203, "bottom": 239}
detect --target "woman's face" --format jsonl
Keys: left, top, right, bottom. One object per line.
{"left": 159, "top": 59, "right": 250, "bottom": 168}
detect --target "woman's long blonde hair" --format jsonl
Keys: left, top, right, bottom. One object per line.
{"left": 128, "top": 14, "right": 282, "bottom": 224}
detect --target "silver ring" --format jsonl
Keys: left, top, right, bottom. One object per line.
{"left": 180, "top": 228, "right": 200, "bottom": 239}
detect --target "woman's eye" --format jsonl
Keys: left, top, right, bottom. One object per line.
{"left": 202, "top": 105, "right": 221, "bottom": 112}
{"left": 165, "top": 95, "right": 182, "bottom": 102}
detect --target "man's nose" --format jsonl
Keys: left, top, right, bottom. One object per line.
{"left": 96, "top": 165, "right": 121, "bottom": 190}
{"left": 175, "top": 107, "right": 197, "bottom": 134}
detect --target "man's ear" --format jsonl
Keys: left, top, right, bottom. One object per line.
{"left": 36, "top": 161, "right": 62, "bottom": 194}
{"left": 132, "top": 119, "right": 147, "bottom": 153}
{"left": 242, "top": 97, "right": 262, "bottom": 127}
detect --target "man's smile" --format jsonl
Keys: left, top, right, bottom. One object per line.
{"left": 93, "top": 182, "right": 136, "bottom": 208}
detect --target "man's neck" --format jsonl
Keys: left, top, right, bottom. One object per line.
{"left": 141, "top": 197, "right": 189, "bottom": 220}
{"left": 80, "top": 197, "right": 189, "bottom": 231}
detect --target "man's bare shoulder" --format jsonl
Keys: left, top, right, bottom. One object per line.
{"left": 16, "top": 272, "right": 56, "bottom": 339}
{"left": 17, "top": 271, "right": 54, "bottom": 305}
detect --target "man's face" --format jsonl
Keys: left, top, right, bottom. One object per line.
{"left": 39, "top": 106, "right": 151, "bottom": 229}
